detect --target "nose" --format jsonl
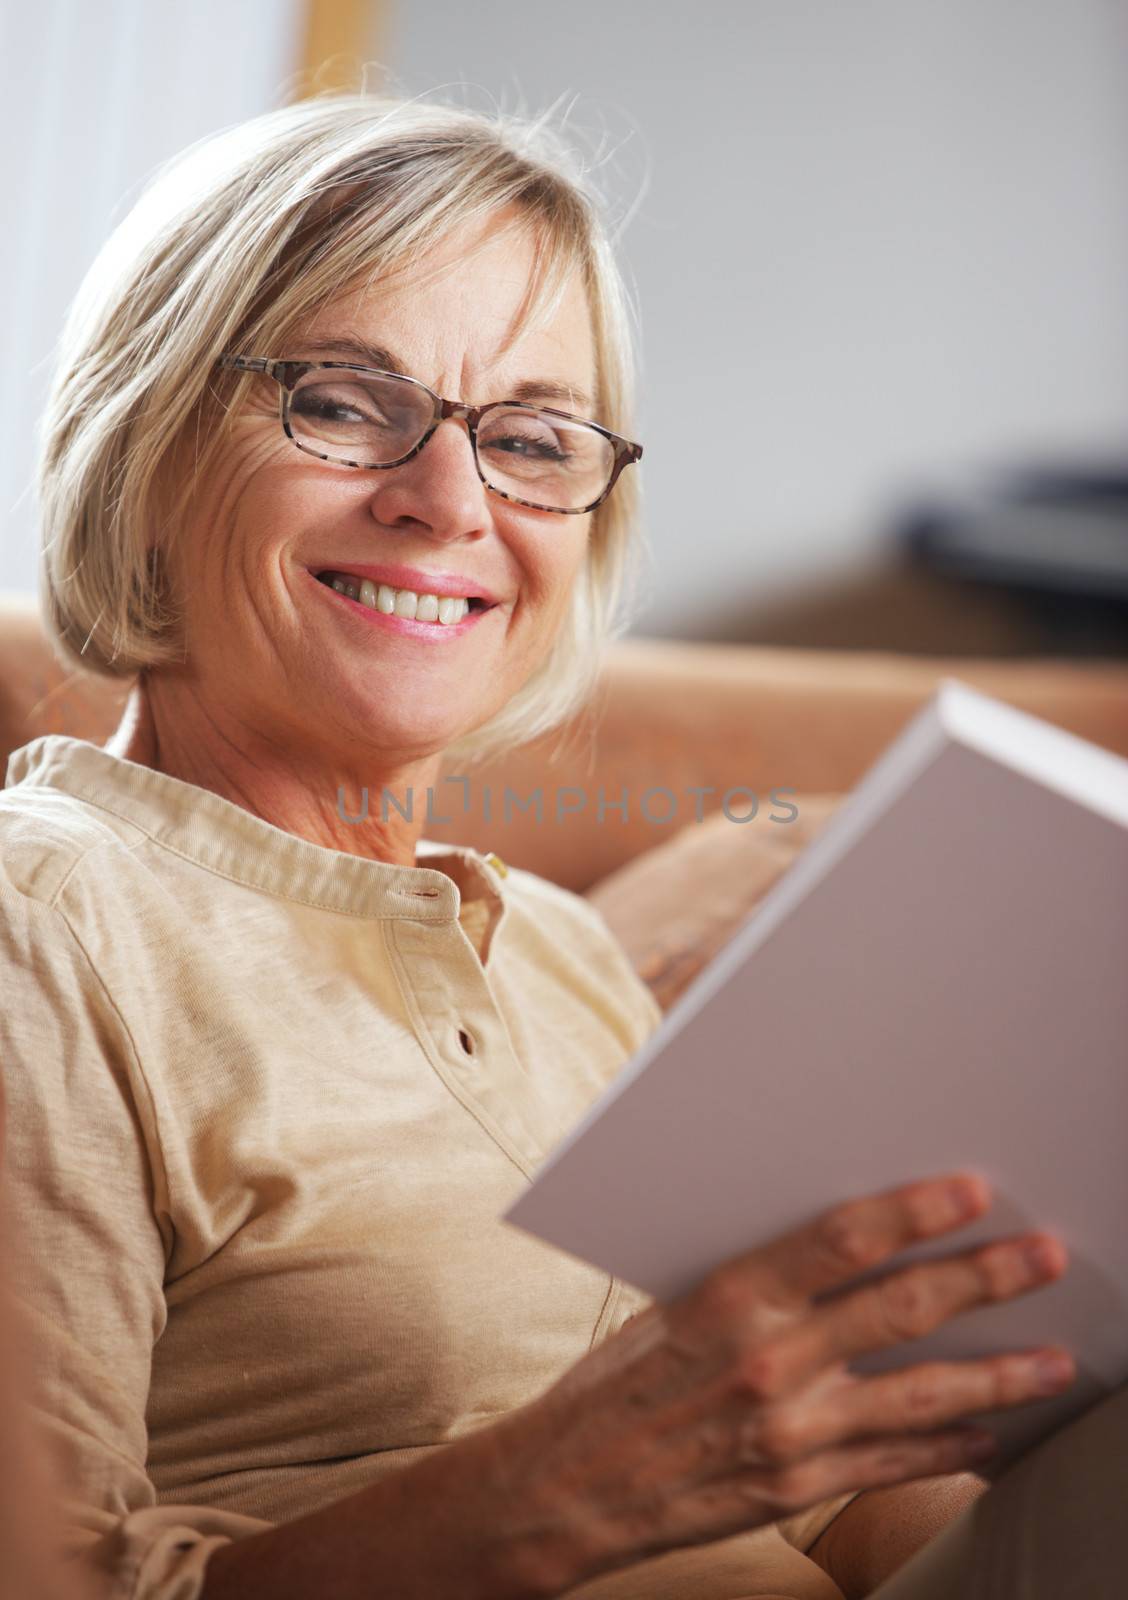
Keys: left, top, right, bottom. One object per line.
{"left": 364, "top": 416, "right": 490, "bottom": 543}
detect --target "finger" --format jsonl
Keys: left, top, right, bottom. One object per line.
{"left": 736, "top": 1172, "right": 993, "bottom": 1306}
{"left": 748, "top": 1347, "right": 1075, "bottom": 1465}
{"left": 690, "top": 1427, "right": 998, "bottom": 1537}
{"left": 784, "top": 1230, "right": 1068, "bottom": 1381}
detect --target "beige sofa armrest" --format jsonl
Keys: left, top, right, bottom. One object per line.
{"left": 0, "top": 591, "right": 129, "bottom": 758}
{"left": 3, "top": 591, "right": 1126, "bottom": 896}
{"left": 586, "top": 794, "right": 843, "bottom": 1012}
{"left": 436, "top": 638, "right": 1128, "bottom": 891}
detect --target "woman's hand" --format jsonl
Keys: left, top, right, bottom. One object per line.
{"left": 489, "top": 1171, "right": 1073, "bottom": 1597}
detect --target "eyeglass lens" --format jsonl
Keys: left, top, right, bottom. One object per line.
{"left": 287, "top": 369, "right": 615, "bottom": 511}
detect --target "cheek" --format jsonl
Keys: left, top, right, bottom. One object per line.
{"left": 546, "top": 525, "right": 591, "bottom": 628}
{"left": 516, "top": 516, "right": 591, "bottom": 614}
{"left": 186, "top": 446, "right": 299, "bottom": 593}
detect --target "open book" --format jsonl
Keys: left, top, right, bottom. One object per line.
{"left": 505, "top": 681, "right": 1128, "bottom": 1469}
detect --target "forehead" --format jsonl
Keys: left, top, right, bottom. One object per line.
{"left": 293, "top": 213, "right": 596, "bottom": 408}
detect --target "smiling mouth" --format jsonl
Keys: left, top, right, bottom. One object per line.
{"left": 314, "top": 570, "right": 494, "bottom": 626}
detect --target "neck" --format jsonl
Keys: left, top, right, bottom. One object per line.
{"left": 103, "top": 675, "right": 443, "bottom": 866}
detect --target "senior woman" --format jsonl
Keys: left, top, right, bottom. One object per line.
{"left": 0, "top": 92, "right": 1110, "bottom": 1600}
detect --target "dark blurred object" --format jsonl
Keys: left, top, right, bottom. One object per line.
{"left": 687, "top": 465, "right": 1128, "bottom": 659}
{"left": 689, "top": 564, "right": 1051, "bottom": 658}
{"left": 899, "top": 463, "right": 1128, "bottom": 657}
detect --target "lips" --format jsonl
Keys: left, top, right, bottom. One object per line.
{"left": 316, "top": 573, "right": 489, "bottom": 615}
{"left": 305, "top": 566, "right": 497, "bottom": 636}
{"left": 307, "top": 561, "right": 500, "bottom": 606}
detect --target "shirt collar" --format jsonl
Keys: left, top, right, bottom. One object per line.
{"left": 4, "top": 734, "right": 507, "bottom": 923}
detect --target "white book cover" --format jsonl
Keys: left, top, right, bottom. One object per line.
{"left": 505, "top": 681, "right": 1128, "bottom": 1468}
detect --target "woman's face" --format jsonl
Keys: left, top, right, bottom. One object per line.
{"left": 165, "top": 211, "right": 597, "bottom": 771}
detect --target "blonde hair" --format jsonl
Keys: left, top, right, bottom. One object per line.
{"left": 37, "top": 91, "right": 648, "bottom": 765}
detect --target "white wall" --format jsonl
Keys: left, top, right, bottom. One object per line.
{"left": 4, "top": 1, "right": 1126, "bottom": 639}
{"left": 0, "top": 0, "right": 305, "bottom": 597}
{"left": 388, "top": 0, "right": 1128, "bottom": 635}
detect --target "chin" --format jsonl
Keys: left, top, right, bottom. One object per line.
{"left": 335, "top": 709, "right": 479, "bottom": 760}
{"left": 290, "top": 666, "right": 505, "bottom": 763}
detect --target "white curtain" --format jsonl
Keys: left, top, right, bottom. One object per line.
{"left": 0, "top": 0, "right": 305, "bottom": 596}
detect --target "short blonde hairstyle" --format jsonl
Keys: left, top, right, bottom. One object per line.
{"left": 37, "top": 91, "right": 649, "bottom": 765}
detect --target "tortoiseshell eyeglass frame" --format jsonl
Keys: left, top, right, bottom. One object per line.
{"left": 218, "top": 354, "right": 643, "bottom": 515}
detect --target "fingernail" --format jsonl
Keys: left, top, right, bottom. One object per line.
{"left": 1032, "top": 1352, "right": 1074, "bottom": 1394}
{"left": 1024, "top": 1239, "right": 1060, "bottom": 1278}
{"left": 946, "top": 1179, "right": 983, "bottom": 1223}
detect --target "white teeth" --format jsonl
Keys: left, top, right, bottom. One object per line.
{"left": 320, "top": 572, "right": 476, "bottom": 626}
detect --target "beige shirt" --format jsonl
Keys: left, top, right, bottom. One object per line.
{"left": 0, "top": 735, "right": 853, "bottom": 1600}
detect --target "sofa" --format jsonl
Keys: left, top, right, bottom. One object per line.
{"left": 3, "top": 588, "right": 1127, "bottom": 1009}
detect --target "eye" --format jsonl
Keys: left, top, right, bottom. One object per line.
{"left": 292, "top": 386, "right": 384, "bottom": 426}
{"left": 480, "top": 419, "right": 571, "bottom": 462}
{"left": 288, "top": 378, "right": 429, "bottom": 454}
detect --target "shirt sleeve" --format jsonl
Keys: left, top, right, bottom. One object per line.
{"left": 0, "top": 873, "right": 272, "bottom": 1600}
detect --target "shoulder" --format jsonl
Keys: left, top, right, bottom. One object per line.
{"left": 0, "top": 778, "right": 142, "bottom": 912}
{"left": 0, "top": 769, "right": 153, "bottom": 1011}
{"left": 0, "top": 791, "right": 145, "bottom": 1130}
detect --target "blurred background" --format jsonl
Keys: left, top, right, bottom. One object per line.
{"left": 2, "top": 0, "right": 1126, "bottom": 658}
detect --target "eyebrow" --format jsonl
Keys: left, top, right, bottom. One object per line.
{"left": 292, "top": 336, "right": 595, "bottom": 415}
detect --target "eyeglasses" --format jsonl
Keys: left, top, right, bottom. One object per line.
{"left": 218, "top": 355, "right": 643, "bottom": 515}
